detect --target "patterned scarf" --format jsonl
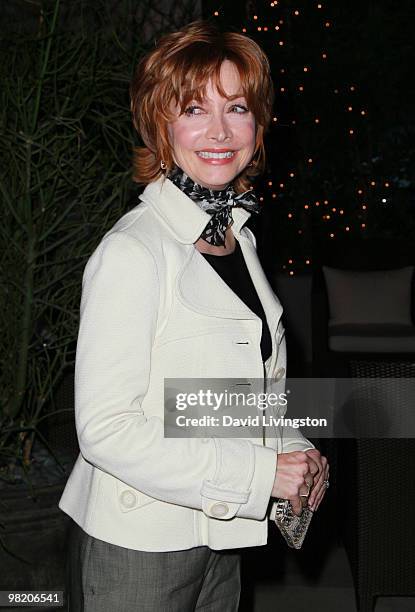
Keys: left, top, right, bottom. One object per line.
{"left": 167, "top": 165, "right": 260, "bottom": 247}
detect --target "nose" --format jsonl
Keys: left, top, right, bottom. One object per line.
{"left": 206, "top": 112, "right": 232, "bottom": 142}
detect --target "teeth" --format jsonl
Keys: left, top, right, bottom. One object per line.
{"left": 197, "top": 151, "right": 235, "bottom": 159}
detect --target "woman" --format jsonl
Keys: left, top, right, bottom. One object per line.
{"left": 61, "top": 20, "right": 329, "bottom": 611}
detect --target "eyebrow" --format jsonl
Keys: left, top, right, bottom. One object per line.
{"left": 226, "top": 92, "right": 246, "bottom": 99}
{"left": 190, "top": 92, "right": 247, "bottom": 104}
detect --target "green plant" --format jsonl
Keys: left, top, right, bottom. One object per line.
{"left": 0, "top": 0, "right": 142, "bottom": 481}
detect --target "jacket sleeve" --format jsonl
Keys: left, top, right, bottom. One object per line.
{"left": 75, "top": 232, "right": 277, "bottom": 522}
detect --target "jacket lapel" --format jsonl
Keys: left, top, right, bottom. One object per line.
{"left": 140, "top": 176, "right": 283, "bottom": 331}
{"left": 236, "top": 233, "right": 283, "bottom": 337}
{"left": 177, "top": 244, "right": 258, "bottom": 320}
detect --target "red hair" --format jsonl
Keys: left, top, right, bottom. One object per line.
{"left": 130, "top": 20, "right": 274, "bottom": 192}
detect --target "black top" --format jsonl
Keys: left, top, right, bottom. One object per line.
{"left": 201, "top": 241, "right": 272, "bottom": 362}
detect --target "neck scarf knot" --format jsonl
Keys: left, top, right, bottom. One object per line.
{"left": 167, "top": 166, "right": 260, "bottom": 247}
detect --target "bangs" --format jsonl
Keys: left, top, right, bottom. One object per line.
{"left": 167, "top": 45, "right": 261, "bottom": 116}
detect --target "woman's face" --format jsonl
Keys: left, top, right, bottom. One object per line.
{"left": 167, "top": 60, "right": 256, "bottom": 190}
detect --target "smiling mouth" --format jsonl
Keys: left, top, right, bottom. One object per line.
{"left": 196, "top": 151, "right": 236, "bottom": 159}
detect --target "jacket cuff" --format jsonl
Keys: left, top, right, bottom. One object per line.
{"left": 236, "top": 443, "right": 277, "bottom": 520}
{"left": 282, "top": 426, "right": 316, "bottom": 453}
{"left": 200, "top": 439, "right": 276, "bottom": 521}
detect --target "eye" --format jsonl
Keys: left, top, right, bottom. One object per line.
{"left": 183, "top": 105, "right": 204, "bottom": 116}
{"left": 229, "top": 104, "right": 249, "bottom": 113}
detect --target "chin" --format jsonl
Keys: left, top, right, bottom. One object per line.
{"left": 195, "top": 167, "right": 242, "bottom": 190}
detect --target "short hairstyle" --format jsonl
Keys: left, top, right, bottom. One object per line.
{"left": 130, "top": 20, "right": 274, "bottom": 193}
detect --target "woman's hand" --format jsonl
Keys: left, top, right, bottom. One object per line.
{"left": 305, "top": 448, "right": 329, "bottom": 511}
{"left": 271, "top": 451, "right": 319, "bottom": 516}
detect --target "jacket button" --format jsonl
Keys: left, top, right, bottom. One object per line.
{"left": 120, "top": 489, "right": 137, "bottom": 509}
{"left": 274, "top": 367, "right": 285, "bottom": 381}
{"left": 210, "top": 503, "right": 229, "bottom": 517}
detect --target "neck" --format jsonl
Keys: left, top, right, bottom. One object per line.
{"left": 194, "top": 226, "right": 236, "bottom": 255}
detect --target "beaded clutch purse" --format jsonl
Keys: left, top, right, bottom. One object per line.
{"left": 273, "top": 499, "right": 314, "bottom": 549}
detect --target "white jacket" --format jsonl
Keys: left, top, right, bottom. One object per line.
{"left": 59, "top": 176, "right": 314, "bottom": 551}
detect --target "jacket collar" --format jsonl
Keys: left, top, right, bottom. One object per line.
{"left": 140, "top": 177, "right": 283, "bottom": 350}
{"left": 139, "top": 176, "right": 252, "bottom": 244}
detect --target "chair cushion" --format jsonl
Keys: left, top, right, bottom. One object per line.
{"left": 323, "top": 266, "right": 414, "bottom": 325}
{"left": 328, "top": 323, "right": 415, "bottom": 352}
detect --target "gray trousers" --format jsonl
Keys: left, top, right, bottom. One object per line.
{"left": 66, "top": 520, "right": 241, "bottom": 611}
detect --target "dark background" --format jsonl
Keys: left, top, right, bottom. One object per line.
{"left": 1, "top": 2, "right": 414, "bottom": 610}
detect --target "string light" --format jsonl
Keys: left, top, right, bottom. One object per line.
{"left": 232, "top": 2, "right": 378, "bottom": 275}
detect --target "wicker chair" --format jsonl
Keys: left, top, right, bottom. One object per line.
{"left": 311, "top": 238, "right": 415, "bottom": 611}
